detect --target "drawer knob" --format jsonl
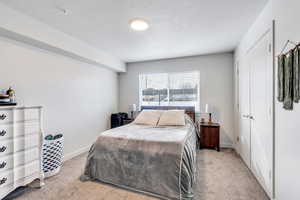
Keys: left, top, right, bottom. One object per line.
{"left": 0, "top": 162, "right": 6, "bottom": 169}
{"left": 0, "top": 146, "right": 6, "bottom": 153}
{"left": 0, "top": 114, "right": 6, "bottom": 120}
{"left": 0, "top": 130, "right": 6, "bottom": 136}
{"left": 0, "top": 177, "right": 7, "bottom": 185}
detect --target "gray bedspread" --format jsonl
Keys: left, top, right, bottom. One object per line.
{"left": 80, "top": 116, "right": 198, "bottom": 200}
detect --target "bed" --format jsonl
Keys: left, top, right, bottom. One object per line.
{"left": 80, "top": 106, "right": 198, "bottom": 200}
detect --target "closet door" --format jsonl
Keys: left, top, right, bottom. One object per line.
{"left": 249, "top": 30, "right": 273, "bottom": 196}
{"left": 238, "top": 58, "right": 251, "bottom": 168}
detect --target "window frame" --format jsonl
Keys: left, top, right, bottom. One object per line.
{"left": 138, "top": 71, "right": 200, "bottom": 110}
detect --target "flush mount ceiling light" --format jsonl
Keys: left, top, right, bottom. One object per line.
{"left": 130, "top": 19, "right": 149, "bottom": 31}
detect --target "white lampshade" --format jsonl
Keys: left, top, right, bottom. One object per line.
{"left": 130, "top": 104, "right": 137, "bottom": 112}
{"left": 205, "top": 104, "right": 210, "bottom": 113}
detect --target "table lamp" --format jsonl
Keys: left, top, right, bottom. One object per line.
{"left": 130, "top": 104, "right": 137, "bottom": 119}
{"left": 205, "top": 104, "right": 213, "bottom": 124}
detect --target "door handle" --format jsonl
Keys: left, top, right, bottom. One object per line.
{"left": 242, "top": 114, "right": 254, "bottom": 120}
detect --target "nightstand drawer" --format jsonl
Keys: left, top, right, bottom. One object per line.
{"left": 199, "top": 123, "right": 220, "bottom": 151}
{"left": 207, "top": 127, "right": 219, "bottom": 146}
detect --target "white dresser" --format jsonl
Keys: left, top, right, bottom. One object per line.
{"left": 0, "top": 106, "right": 44, "bottom": 199}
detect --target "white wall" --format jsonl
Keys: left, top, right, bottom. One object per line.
{"left": 235, "top": 0, "right": 300, "bottom": 199}
{"left": 119, "top": 53, "right": 234, "bottom": 147}
{"left": 0, "top": 36, "right": 119, "bottom": 160}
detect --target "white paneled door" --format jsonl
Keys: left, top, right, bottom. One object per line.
{"left": 238, "top": 27, "right": 274, "bottom": 198}
{"left": 239, "top": 58, "right": 251, "bottom": 168}
{"left": 248, "top": 30, "right": 273, "bottom": 196}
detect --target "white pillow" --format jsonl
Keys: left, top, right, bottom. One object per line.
{"left": 157, "top": 110, "right": 186, "bottom": 126}
{"left": 133, "top": 110, "right": 163, "bottom": 126}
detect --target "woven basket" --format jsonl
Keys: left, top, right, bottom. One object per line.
{"left": 42, "top": 136, "right": 64, "bottom": 178}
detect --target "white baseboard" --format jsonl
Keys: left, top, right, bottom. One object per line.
{"left": 220, "top": 143, "right": 234, "bottom": 148}
{"left": 62, "top": 145, "right": 91, "bottom": 162}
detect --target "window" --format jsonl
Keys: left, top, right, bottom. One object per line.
{"left": 139, "top": 71, "right": 200, "bottom": 110}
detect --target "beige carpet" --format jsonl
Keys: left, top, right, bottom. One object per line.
{"left": 15, "top": 149, "right": 269, "bottom": 200}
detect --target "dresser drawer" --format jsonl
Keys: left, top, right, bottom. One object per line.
{"left": 0, "top": 172, "right": 39, "bottom": 199}
{"left": 0, "top": 160, "right": 39, "bottom": 188}
{"left": 0, "top": 122, "right": 40, "bottom": 140}
{"left": 0, "top": 148, "right": 39, "bottom": 172}
{"left": 0, "top": 134, "right": 39, "bottom": 156}
{"left": 0, "top": 108, "right": 40, "bottom": 124}
{"left": 20, "top": 108, "right": 40, "bottom": 122}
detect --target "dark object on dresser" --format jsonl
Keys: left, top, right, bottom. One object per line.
{"left": 0, "top": 102, "right": 17, "bottom": 107}
{"left": 199, "top": 122, "right": 220, "bottom": 151}
{"left": 0, "top": 94, "right": 15, "bottom": 106}
{"left": 111, "top": 113, "right": 131, "bottom": 128}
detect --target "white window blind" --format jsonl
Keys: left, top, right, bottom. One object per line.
{"left": 139, "top": 71, "right": 200, "bottom": 110}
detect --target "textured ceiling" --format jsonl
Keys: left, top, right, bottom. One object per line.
{"left": 1, "top": 0, "right": 268, "bottom": 62}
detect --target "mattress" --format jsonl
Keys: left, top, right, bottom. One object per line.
{"left": 80, "top": 116, "right": 198, "bottom": 200}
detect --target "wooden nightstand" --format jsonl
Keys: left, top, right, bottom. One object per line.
{"left": 199, "top": 122, "right": 220, "bottom": 151}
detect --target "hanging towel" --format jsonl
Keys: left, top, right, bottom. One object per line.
{"left": 293, "top": 46, "right": 300, "bottom": 103}
{"left": 283, "top": 50, "right": 294, "bottom": 110}
{"left": 277, "top": 55, "right": 285, "bottom": 102}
